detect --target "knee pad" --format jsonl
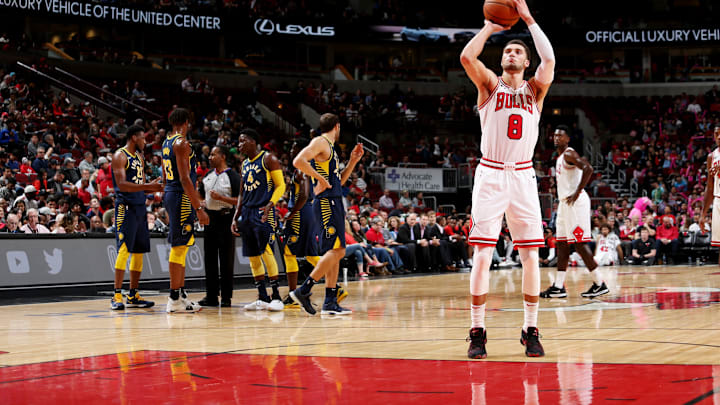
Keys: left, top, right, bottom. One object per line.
{"left": 470, "top": 246, "right": 493, "bottom": 296}
{"left": 261, "top": 246, "right": 279, "bottom": 278}
{"left": 249, "top": 256, "right": 265, "bottom": 277}
{"left": 169, "top": 245, "right": 189, "bottom": 266}
{"left": 114, "top": 244, "right": 129, "bottom": 270}
{"left": 306, "top": 256, "right": 320, "bottom": 267}
{"left": 284, "top": 254, "right": 299, "bottom": 273}
{"left": 129, "top": 253, "right": 143, "bottom": 272}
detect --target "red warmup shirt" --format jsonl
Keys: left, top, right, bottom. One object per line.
{"left": 656, "top": 224, "right": 679, "bottom": 241}
{"left": 365, "top": 228, "right": 385, "bottom": 245}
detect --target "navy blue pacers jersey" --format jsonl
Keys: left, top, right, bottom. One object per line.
{"left": 311, "top": 135, "right": 346, "bottom": 252}
{"left": 112, "top": 147, "right": 145, "bottom": 205}
{"left": 284, "top": 168, "right": 320, "bottom": 257}
{"left": 241, "top": 151, "right": 274, "bottom": 208}
{"left": 311, "top": 135, "right": 342, "bottom": 198}
{"left": 239, "top": 151, "right": 278, "bottom": 257}
{"left": 162, "top": 133, "right": 198, "bottom": 193}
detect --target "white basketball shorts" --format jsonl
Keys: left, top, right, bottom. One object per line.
{"left": 556, "top": 191, "right": 592, "bottom": 244}
{"left": 468, "top": 160, "right": 544, "bottom": 249}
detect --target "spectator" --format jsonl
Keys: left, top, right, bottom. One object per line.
{"left": 75, "top": 169, "right": 95, "bottom": 194}
{"left": 14, "top": 185, "right": 39, "bottom": 210}
{"left": 443, "top": 216, "right": 471, "bottom": 268}
{"left": 2, "top": 213, "right": 21, "bottom": 233}
{"left": 365, "top": 217, "right": 405, "bottom": 274}
{"left": 627, "top": 228, "right": 656, "bottom": 265}
{"left": 78, "top": 152, "right": 96, "bottom": 175}
{"left": 398, "top": 190, "right": 412, "bottom": 208}
{"left": 396, "top": 212, "right": 432, "bottom": 272}
{"left": 89, "top": 215, "right": 106, "bottom": 232}
{"left": 412, "top": 192, "right": 425, "bottom": 210}
{"left": 379, "top": 189, "right": 395, "bottom": 210}
{"left": 426, "top": 211, "right": 456, "bottom": 272}
{"left": 62, "top": 158, "right": 80, "bottom": 185}
{"left": 20, "top": 208, "right": 50, "bottom": 233}
{"left": 655, "top": 216, "right": 679, "bottom": 264}
{"left": 31, "top": 147, "right": 49, "bottom": 173}
{"left": 19, "top": 158, "right": 35, "bottom": 175}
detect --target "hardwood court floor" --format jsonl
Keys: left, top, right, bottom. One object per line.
{"left": 1, "top": 265, "right": 719, "bottom": 404}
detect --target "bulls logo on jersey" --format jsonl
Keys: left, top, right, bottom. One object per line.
{"left": 572, "top": 226, "right": 585, "bottom": 241}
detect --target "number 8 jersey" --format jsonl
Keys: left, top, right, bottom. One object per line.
{"left": 478, "top": 78, "right": 540, "bottom": 163}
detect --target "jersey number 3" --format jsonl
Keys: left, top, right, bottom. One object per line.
{"left": 507, "top": 114, "right": 523, "bottom": 140}
{"left": 163, "top": 159, "right": 174, "bottom": 181}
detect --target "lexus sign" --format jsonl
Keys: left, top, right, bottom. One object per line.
{"left": 254, "top": 19, "right": 335, "bottom": 37}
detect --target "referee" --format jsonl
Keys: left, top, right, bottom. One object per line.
{"left": 198, "top": 146, "right": 241, "bottom": 307}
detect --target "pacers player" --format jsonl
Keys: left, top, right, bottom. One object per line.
{"left": 110, "top": 124, "right": 163, "bottom": 310}
{"left": 231, "top": 129, "right": 286, "bottom": 312}
{"left": 540, "top": 125, "right": 608, "bottom": 299}
{"left": 162, "top": 108, "right": 209, "bottom": 313}
{"left": 282, "top": 140, "right": 348, "bottom": 308}
{"left": 290, "top": 113, "right": 364, "bottom": 315}
{"left": 460, "top": 0, "right": 553, "bottom": 358}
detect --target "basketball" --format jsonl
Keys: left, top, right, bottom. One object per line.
{"left": 483, "top": 0, "right": 520, "bottom": 27}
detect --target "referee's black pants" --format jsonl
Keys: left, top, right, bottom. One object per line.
{"left": 204, "top": 209, "right": 236, "bottom": 300}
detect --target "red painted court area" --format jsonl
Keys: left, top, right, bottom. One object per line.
{"left": 0, "top": 350, "right": 716, "bottom": 404}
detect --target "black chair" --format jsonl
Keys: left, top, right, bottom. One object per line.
{"left": 679, "top": 231, "right": 696, "bottom": 263}
{"left": 693, "top": 232, "right": 712, "bottom": 264}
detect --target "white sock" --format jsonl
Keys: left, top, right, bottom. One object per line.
{"left": 554, "top": 271, "right": 566, "bottom": 288}
{"left": 471, "top": 304, "right": 486, "bottom": 329}
{"left": 589, "top": 269, "right": 602, "bottom": 285}
{"left": 523, "top": 300, "right": 538, "bottom": 331}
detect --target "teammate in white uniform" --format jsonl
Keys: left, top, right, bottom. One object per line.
{"left": 460, "top": 0, "right": 553, "bottom": 359}
{"left": 540, "top": 126, "right": 609, "bottom": 299}
{"left": 594, "top": 224, "right": 623, "bottom": 266}
{"left": 700, "top": 126, "right": 720, "bottom": 261}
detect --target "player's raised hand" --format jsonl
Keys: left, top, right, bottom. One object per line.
{"left": 512, "top": 0, "right": 533, "bottom": 23}
{"left": 484, "top": 19, "right": 509, "bottom": 33}
{"left": 350, "top": 143, "right": 365, "bottom": 163}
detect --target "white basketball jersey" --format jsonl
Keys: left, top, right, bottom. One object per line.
{"left": 597, "top": 233, "right": 620, "bottom": 258}
{"left": 478, "top": 78, "right": 540, "bottom": 163}
{"left": 556, "top": 148, "right": 582, "bottom": 199}
{"left": 713, "top": 148, "right": 720, "bottom": 198}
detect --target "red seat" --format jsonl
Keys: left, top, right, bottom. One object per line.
{"left": 15, "top": 173, "right": 28, "bottom": 185}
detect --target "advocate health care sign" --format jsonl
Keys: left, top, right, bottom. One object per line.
{"left": 385, "top": 167, "right": 444, "bottom": 192}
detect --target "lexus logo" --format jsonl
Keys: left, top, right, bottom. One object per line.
{"left": 254, "top": 19, "right": 275, "bottom": 35}
{"left": 254, "top": 19, "right": 335, "bottom": 37}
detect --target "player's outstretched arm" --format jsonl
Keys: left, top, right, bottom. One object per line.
{"left": 515, "top": 0, "right": 555, "bottom": 106}
{"left": 340, "top": 143, "right": 364, "bottom": 185}
{"left": 460, "top": 21, "right": 505, "bottom": 94}
{"left": 112, "top": 150, "right": 162, "bottom": 193}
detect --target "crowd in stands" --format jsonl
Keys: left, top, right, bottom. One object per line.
{"left": 4, "top": 53, "right": 720, "bottom": 274}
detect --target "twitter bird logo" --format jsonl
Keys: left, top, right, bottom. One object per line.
{"left": 44, "top": 248, "right": 63, "bottom": 275}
